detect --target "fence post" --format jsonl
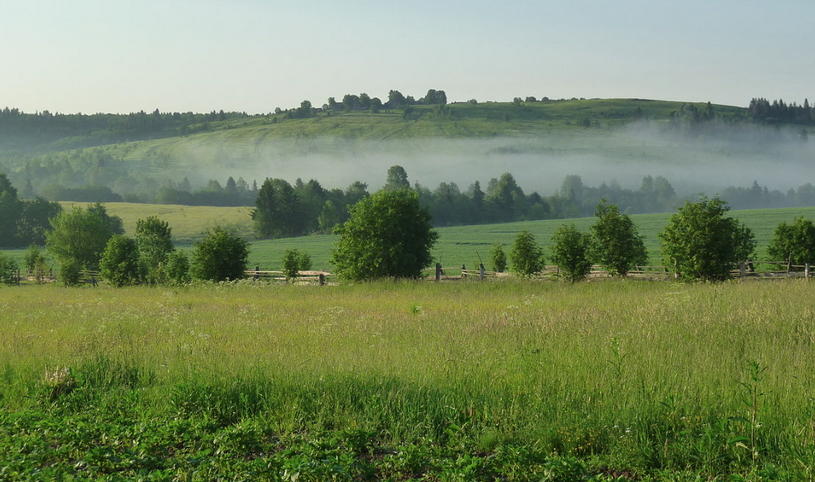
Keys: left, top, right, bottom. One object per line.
{"left": 435, "top": 263, "right": 441, "bottom": 282}
{"left": 319, "top": 273, "right": 325, "bottom": 286}
{"left": 739, "top": 261, "right": 746, "bottom": 278}
{"left": 806, "top": 263, "right": 811, "bottom": 280}
{"left": 479, "top": 263, "right": 485, "bottom": 280}
{"left": 16, "top": 269, "right": 21, "bottom": 286}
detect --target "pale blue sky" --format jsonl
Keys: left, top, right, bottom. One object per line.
{"left": 2, "top": 0, "right": 812, "bottom": 114}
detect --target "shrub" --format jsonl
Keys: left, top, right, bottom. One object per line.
{"left": 491, "top": 244, "right": 507, "bottom": 273}
{"left": 191, "top": 227, "right": 249, "bottom": 282}
{"left": 23, "top": 245, "right": 49, "bottom": 282}
{"left": 0, "top": 252, "right": 18, "bottom": 285}
{"left": 590, "top": 201, "right": 648, "bottom": 276}
{"left": 551, "top": 224, "right": 593, "bottom": 283}
{"left": 99, "top": 235, "right": 141, "bottom": 287}
{"left": 165, "top": 251, "right": 191, "bottom": 285}
{"left": 767, "top": 217, "right": 815, "bottom": 265}
{"left": 332, "top": 189, "right": 438, "bottom": 281}
{"left": 282, "top": 249, "right": 313, "bottom": 282}
{"left": 659, "top": 196, "right": 755, "bottom": 281}
{"left": 509, "top": 231, "right": 545, "bottom": 276}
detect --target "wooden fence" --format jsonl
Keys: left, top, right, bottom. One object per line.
{"left": 430, "top": 261, "right": 812, "bottom": 281}
{"left": 244, "top": 268, "right": 334, "bottom": 285}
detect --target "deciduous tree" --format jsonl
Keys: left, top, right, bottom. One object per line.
{"left": 509, "top": 231, "right": 545, "bottom": 276}
{"left": 191, "top": 226, "right": 249, "bottom": 282}
{"left": 659, "top": 196, "right": 755, "bottom": 281}
{"left": 551, "top": 224, "right": 593, "bottom": 283}
{"left": 767, "top": 217, "right": 815, "bottom": 265}
{"left": 100, "top": 235, "right": 141, "bottom": 287}
{"left": 331, "top": 189, "right": 438, "bottom": 280}
{"left": 590, "top": 201, "right": 648, "bottom": 276}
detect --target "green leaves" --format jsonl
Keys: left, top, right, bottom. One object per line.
{"left": 331, "top": 189, "right": 438, "bottom": 281}
{"left": 659, "top": 196, "right": 755, "bottom": 281}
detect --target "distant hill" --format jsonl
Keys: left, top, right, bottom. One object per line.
{"left": 1, "top": 98, "right": 812, "bottom": 212}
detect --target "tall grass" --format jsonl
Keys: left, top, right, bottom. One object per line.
{"left": 1, "top": 279, "right": 814, "bottom": 478}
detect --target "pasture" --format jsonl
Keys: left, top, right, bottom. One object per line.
{"left": 1, "top": 279, "right": 814, "bottom": 479}
{"left": 5, "top": 204, "right": 815, "bottom": 273}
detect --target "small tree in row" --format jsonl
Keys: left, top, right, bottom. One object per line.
{"left": 767, "top": 217, "right": 815, "bottom": 265}
{"left": 591, "top": 200, "right": 648, "bottom": 276}
{"left": 332, "top": 189, "right": 438, "bottom": 281}
{"left": 550, "top": 224, "right": 593, "bottom": 283}
{"left": 190, "top": 226, "right": 250, "bottom": 282}
{"left": 282, "top": 249, "right": 313, "bottom": 282}
{"left": 660, "top": 196, "right": 755, "bottom": 281}
{"left": 509, "top": 231, "right": 545, "bottom": 277}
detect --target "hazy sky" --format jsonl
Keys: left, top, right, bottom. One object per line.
{"left": 2, "top": 0, "right": 812, "bottom": 114}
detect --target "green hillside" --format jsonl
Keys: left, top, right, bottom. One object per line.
{"left": 2, "top": 98, "right": 765, "bottom": 192}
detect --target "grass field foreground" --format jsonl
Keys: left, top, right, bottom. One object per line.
{"left": 1, "top": 280, "right": 814, "bottom": 479}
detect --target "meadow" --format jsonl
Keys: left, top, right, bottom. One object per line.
{"left": 1, "top": 279, "right": 814, "bottom": 480}
{"left": 6, "top": 204, "right": 815, "bottom": 274}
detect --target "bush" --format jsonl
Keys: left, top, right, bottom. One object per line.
{"left": 23, "top": 245, "right": 49, "bottom": 282}
{"left": 135, "top": 216, "right": 174, "bottom": 284}
{"left": 331, "top": 189, "right": 438, "bottom": 281}
{"left": 282, "top": 249, "right": 313, "bottom": 282}
{"left": 99, "top": 235, "right": 141, "bottom": 287}
{"left": 551, "top": 224, "right": 593, "bottom": 283}
{"left": 0, "top": 252, "right": 18, "bottom": 285}
{"left": 191, "top": 227, "right": 249, "bottom": 282}
{"left": 590, "top": 201, "right": 648, "bottom": 276}
{"left": 165, "top": 251, "right": 191, "bottom": 285}
{"left": 491, "top": 244, "right": 507, "bottom": 273}
{"left": 59, "top": 258, "right": 82, "bottom": 287}
{"left": 509, "top": 231, "right": 545, "bottom": 276}
{"left": 767, "top": 217, "right": 815, "bottom": 265}
{"left": 659, "top": 196, "right": 755, "bottom": 281}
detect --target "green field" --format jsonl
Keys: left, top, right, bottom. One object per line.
{"left": 1, "top": 280, "right": 814, "bottom": 479}
{"left": 6, "top": 203, "right": 815, "bottom": 273}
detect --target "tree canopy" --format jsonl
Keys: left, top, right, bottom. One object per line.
{"left": 191, "top": 226, "right": 250, "bottom": 282}
{"left": 659, "top": 196, "right": 755, "bottom": 281}
{"left": 331, "top": 189, "right": 438, "bottom": 281}
{"left": 590, "top": 201, "right": 648, "bottom": 276}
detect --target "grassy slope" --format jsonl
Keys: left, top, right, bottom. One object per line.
{"left": 59, "top": 98, "right": 746, "bottom": 180}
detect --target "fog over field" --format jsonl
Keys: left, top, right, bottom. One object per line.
{"left": 178, "top": 122, "right": 814, "bottom": 196}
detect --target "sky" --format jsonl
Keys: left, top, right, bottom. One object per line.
{"left": 2, "top": 0, "right": 813, "bottom": 115}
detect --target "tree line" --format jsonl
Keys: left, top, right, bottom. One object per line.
{"left": 0, "top": 107, "right": 252, "bottom": 153}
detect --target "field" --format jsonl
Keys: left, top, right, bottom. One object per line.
{"left": 1, "top": 280, "right": 814, "bottom": 480}
{"left": 6, "top": 204, "right": 815, "bottom": 273}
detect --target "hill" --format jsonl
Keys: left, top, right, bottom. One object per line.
{"left": 5, "top": 97, "right": 810, "bottom": 201}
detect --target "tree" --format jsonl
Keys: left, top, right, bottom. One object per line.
{"left": 99, "top": 235, "right": 141, "bottom": 287}
{"left": 659, "top": 196, "right": 755, "bottom": 281}
{"left": 0, "top": 251, "right": 18, "bottom": 286}
{"left": 509, "top": 231, "right": 545, "bottom": 276}
{"left": 282, "top": 249, "right": 313, "bottom": 282}
{"left": 384, "top": 165, "right": 410, "bottom": 191}
{"left": 0, "top": 173, "right": 22, "bottom": 247}
{"left": 135, "top": 216, "right": 174, "bottom": 284}
{"left": 491, "top": 244, "right": 507, "bottom": 272}
{"left": 17, "top": 197, "right": 62, "bottom": 246}
{"left": 252, "top": 178, "right": 304, "bottom": 238}
{"left": 191, "top": 227, "right": 250, "bottom": 282}
{"left": 767, "top": 217, "right": 815, "bottom": 265}
{"left": 331, "top": 189, "right": 438, "bottom": 280}
{"left": 165, "top": 251, "right": 191, "bottom": 285}
{"left": 23, "top": 245, "right": 48, "bottom": 283}
{"left": 551, "top": 224, "right": 593, "bottom": 283}
{"left": 317, "top": 200, "right": 341, "bottom": 234}
{"left": 590, "top": 201, "right": 648, "bottom": 276}
{"left": 46, "top": 204, "right": 121, "bottom": 272}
